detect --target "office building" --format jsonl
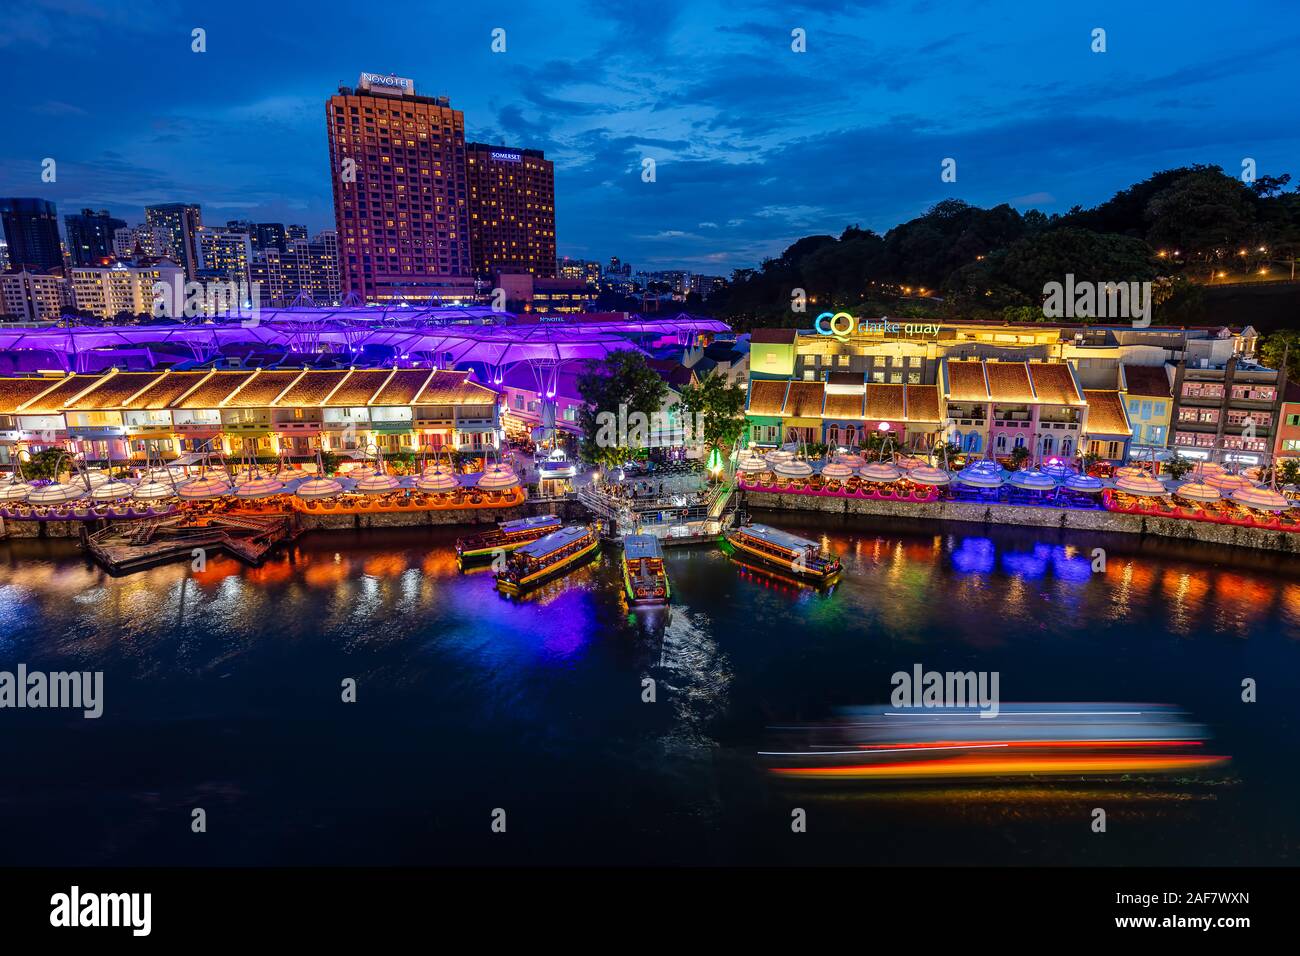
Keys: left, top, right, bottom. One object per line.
{"left": 64, "top": 208, "right": 127, "bottom": 267}
{"left": 145, "top": 203, "right": 203, "bottom": 279}
{"left": 0, "top": 198, "right": 63, "bottom": 272}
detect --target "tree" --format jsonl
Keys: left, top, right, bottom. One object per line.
{"left": 1009, "top": 445, "right": 1031, "bottom": 469}
{"left": 1164, "top": 452, "right": 1194, "bottom": 481}
{"left": 676, "top": 372, "right": 746, "bottom": 468}
{"left": 1278, "top": 458, "right": 1300, "bottom": 489}
{"left": 1259, "top": 329, "right": 1300, "bottom": 380}
{"left": 575, "top": 351, "right": 670, "bottom": 469}
{"left": 20, "top": 448, "right": 68, "bottom": 480}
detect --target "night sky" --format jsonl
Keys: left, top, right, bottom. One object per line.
{"left": 2, "top": 0, "right": 1297, "bottom": 273}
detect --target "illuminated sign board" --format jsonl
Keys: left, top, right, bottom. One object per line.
{"left": 489, "top": 149, "right": 523, "bottom": 163}
{"left": 358, "top": 73, "right": 414, "bottom": 95}
{"left": 814, "top": 312, "right": 939, "bottom": 342}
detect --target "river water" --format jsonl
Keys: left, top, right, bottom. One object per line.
{"left": 1, "top": 512, "right": 1297, "bottom": 866}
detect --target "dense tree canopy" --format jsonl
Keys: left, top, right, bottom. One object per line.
{"left": 708, "top": 165, "right": 1300, "bottom": 328}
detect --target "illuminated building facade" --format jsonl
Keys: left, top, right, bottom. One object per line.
{"left": 64, "top": 209, "right": 126, "bottom": 267}
{"left": 0, "top": 269, "right": 68, "bottom": 322}
{"left": 69, "top": 260, "right": 184, "bottom": 319}
{"left": 0, "top": 367, "right": 501, "bottom": 463}
{"left": 327, "top": 73, "right": 473, "bottom": 305}
{"left": 0, "top": 198, "right": 62, "bottom": 272}
{"left": 144, "top": 203, "right": 203, "bottom": 279}
{"left": 466, "top": 143, "right": 556, "bottom": 279}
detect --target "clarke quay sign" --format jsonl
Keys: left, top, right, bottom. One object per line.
{"left": 814, "top": 311, "right": 940, "bottom": 342}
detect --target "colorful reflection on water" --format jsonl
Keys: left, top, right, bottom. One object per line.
{"left": 0, "top": 513, "right": 1297, "bottom": 865}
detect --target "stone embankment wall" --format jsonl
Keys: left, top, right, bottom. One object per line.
{"left": 742, "top": 492, "right": 1300, "bottom": 554}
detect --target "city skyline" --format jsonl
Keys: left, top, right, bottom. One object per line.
{"left": 2, "top": 1, "right": 1297, "bottom": 274}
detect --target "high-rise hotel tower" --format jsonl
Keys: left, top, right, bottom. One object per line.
{"left": 326, "top": 73, "right": 473, "bottom": 304}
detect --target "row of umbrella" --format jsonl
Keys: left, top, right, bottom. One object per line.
{"left": 737, "top": 449, "right": 1290, "bottom": 510}
{"left": 0, "top": 462, "right": 524, "bottom": 504}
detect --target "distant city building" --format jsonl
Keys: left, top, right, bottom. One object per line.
{"left": 1274, "top": 382, "right": 1300, "bottom": 463}
{"left": 286, "top": 224, "right": 308, "bottom": 243}
{"left": 64, "top": 208, "right": 127, "bottom": 267}
{"left": 465, "top": 143, "right": 556, "bottom": 279}
{"left": 199, "top": 228, "right": 254, "bottom": 284}
{"left": 0, "top": 269, "right": 68, "bottom": 322}
{"left": 0, "top": 198, "right": 63, "bottom": 272}
{"left": 327, "top": 73, "right": 473, "bottom": 304}
{"left": 558, "top": 258, "right": 602, "bottom": 284}
{"left": 69, "top": 259, "right": 185, "bottom": 319}
{"left": 249, "top": 230, "right": 342, "bottom": 306}
{"left": 145, "top": 203, "right": 203, "bottom": 279}
{"left": 253, "top": 222, "right": 287, "bottom": 253}
{"left": 0, "top": 240, "right": 8, "bottom": 272}
{"left": 113, "top": 223, "right": 171, "bottom": 259}
{"left": 689, "top": 273, "right": 725, "bottom": 297}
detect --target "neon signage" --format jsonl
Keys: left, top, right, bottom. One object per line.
{"left": 814, "top": 312, "right": 939, "bottom": 342}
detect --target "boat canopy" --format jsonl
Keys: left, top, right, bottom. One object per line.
{"left": 516, "top": 525, "right": 592, "bottom": 559}
{"left": 623, "top": 534, "right": 664, "bottom": 560}
{"left": 501, "top": 514, "right": 562, "bottom": 534}
{"left": 735, "top": 523, "right": 819, "bottom": 554}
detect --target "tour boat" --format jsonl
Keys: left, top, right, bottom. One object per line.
{"left": 724, "top": 523, "right": 841, "bottom": 583}
{"left": 495, "top": 524, "right": 600, "bottom": 594}
{"left": 621, "top": 534, "right": 670, "bottom": 607}
{"left": 456, "top": 514, "right": 563, "bottom": 562}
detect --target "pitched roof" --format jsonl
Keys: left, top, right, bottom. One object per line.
{"left": 1082, "top": 389, "right": 1131, "bottom": 436}
{"left": 1027, "top": 362, "right": 1082, "bottom": 405}
{"left": 371, "top": 369, "right": 436, "bottom": 406}
{"left": 274, "top": 369, "right": 350, "bottom": 406}
{"left": 221, "top": 370, "right": 306, "bottom": 408}
{"left": 984, "top": 361, "right": 1035, "bottom": 401}
{"left": 413, "top": 370, "right": 498, "bottom": 405}
{"left": 865, "top": 383, "right": 905, "bottom": 421}
{"left": 746, "top": 379, "right": 787, "bottom": 416}
{"left": 68, "top": 372, "right": 167, "bottom": 411}
{"left": 0, "top": 377, "right": 66, "bottom": 414}
{"left": 945, "top": 361, "right": 989, "bottom": 401}
{"left": 784, "top": 381, "right": 825, "bottom": 417}
{"left": 123, "top": 371, "right": 211, "bottom": 410}
{"left": 905, "top": 384, "right": 941, "bottom": 422}
{"left": 171, "top": 370, "right": 256, "bottom": 409}
{"left": 1121, "top": 364, "right": 1171, "bottom": 399}
{"left": 823, "top": 390, "right": 864, "bottom": 419}
{"left": 324, "top": 370, "right": 393, "bottom": 407}
{"left": 16, "top": 375, "right": 103, "bottom": 414}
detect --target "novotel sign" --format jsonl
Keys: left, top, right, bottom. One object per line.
{"left": 359, "top": 72, "right": 414, "bottom": 95}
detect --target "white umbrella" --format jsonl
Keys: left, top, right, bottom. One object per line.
{"left": 907, "top": 465, "right": 952, "bottom": 486}
{"left": 177, "top": 475, "right": 232, "bottom": 500}
{"left": 415, "top": 468, "right": 460, "bottom": 493}
{"left": 353, "top": 473, "right": 402, "bottom": 494}
{"left": 858, "top": 462, "right": 903, "bottom": 482}
{"left": 819, "top": 462, "right": 854, "bottom": 480}
{"left": 295, "top": 477, "right": 344, "bottom": 500}
{"left": 0, "top": 482, "right": 32, "bottom": 502}
{"left": 1113, "top": 474, "right": 1170, "bottom": 496}
{"left": 1006, "top": 470, "right": 1057, "bottom": 491}
{"left": 26, "top": 482, "right": 86, "bottom": 505}
{"left": 1174, "top": 481, "right": 1221, "bottom": 503}
{"left": 133, "top": 479, "right": 175, "bottom": 500}
{"left": 477, "top": 464, "right": 521, "bottom": 491}
{"left": 91, "top": 480, "right": 135, "bottom": 501}
{"left": 1230, "top": 486, "right": 1291, "bottom": 511}
{"left": 235, "top": 476, "right": 287, "bottom": 498}
{"left": 773, "top": 459, "right": 813, "bottom": 479}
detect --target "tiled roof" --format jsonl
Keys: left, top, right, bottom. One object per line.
{"left": 324, "top": 370, "right": 393, "bottom": 407}
{"left": 747, "top": 379, "right": 787, "bottom": 416}
{"left": 122, "top": 371, "right": 210, "bottom": 410}
{"left": 1027, "top": 362, "right": 1082, "bottom": 405}
{"left": 945, "top": 361, "right": 988, "bottom": 401}
{"left": 68, "top": 372, "right": 167, "bottom": 410}
{"left": 274, "top": 370, "right": 350, "bottom": 407}
{"left": 865, "top": 384, "right": 905, "bottom": 421}
{"left": 905, "top": 384, "right": 941, "bottom": 421}
{"left": 784, "top": 381, "right": 825, "bottom": 417}
{"left": 222, "top": 370, "right": 306, "bottom": 408}
{"left": 16, "top": 375, "right": 103, "bottom": 414}
{"left": 823, "top": 391, "right": 864, "bottom": 419}
{"left": 1122, "top": 364, "right": 1171, "bottom": 399}
{"left": 413, "top": 370, "right": 498, "bottom": 405}
{"left": 0, "top": 377, "right": 65, "bottom": 414}
{"left": 1082, "top": 389, "right": 1131, "bottom": 436}
{"left": 371, "top": 369, "right": 435, "bottom": 406}
{"left": 985, "top": 362, "right": 1034, "bottom": 401}
{"left": 171, "top": 371, "right": 256, "bottom": 409}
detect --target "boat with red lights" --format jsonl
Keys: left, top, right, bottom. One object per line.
{"left": 621, "top": 534, "right": 670, "bottom": 607}
{"left": 456, "top": 514, "right": 562, "bottom": 563}
{"left": 723, "top": 523, "right": 841, "bottom": 584}
{"left": 495, "top": 524, "right": 600, "bottom": 594}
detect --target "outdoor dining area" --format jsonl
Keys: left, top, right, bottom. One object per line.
{"left": 734, "top": 443, "right": 1297, "bottom": 527}
{"left": 0, "top": 443, "right": 526, "bottom": 523}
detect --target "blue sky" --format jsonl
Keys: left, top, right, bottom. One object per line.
{"left": 2, "top": 0, "right": 1297, "bottom": 274}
